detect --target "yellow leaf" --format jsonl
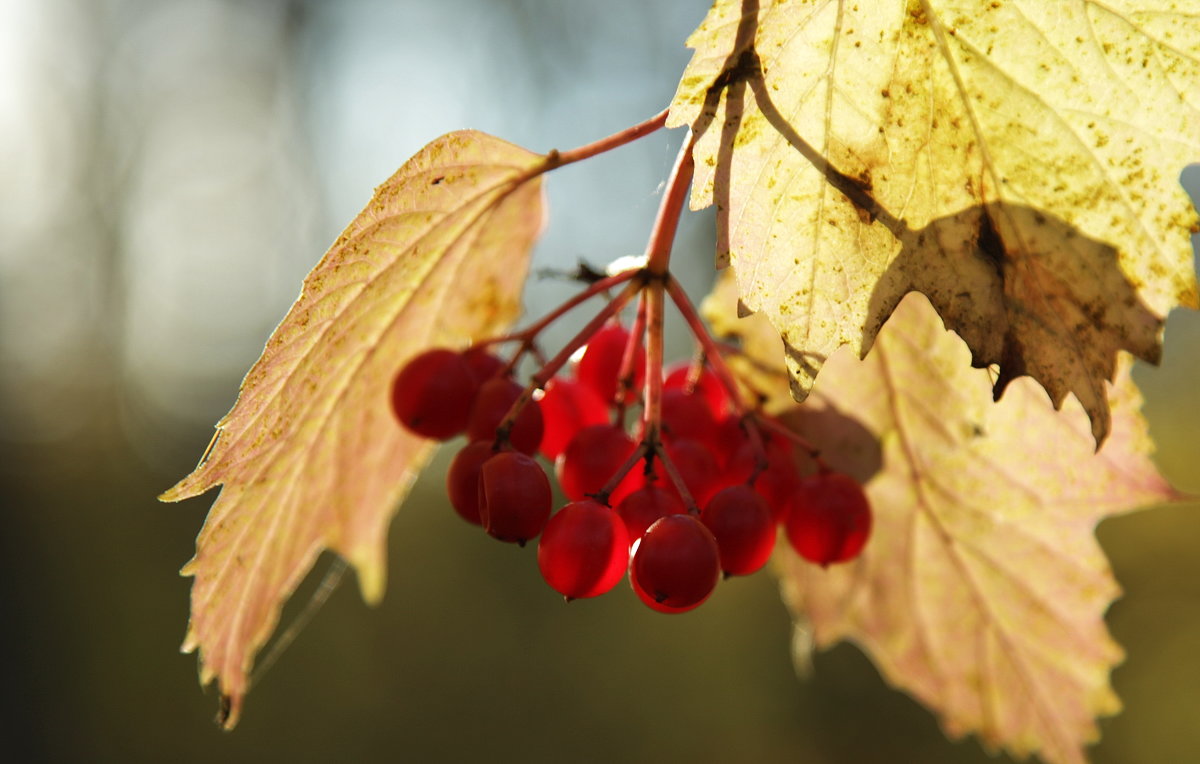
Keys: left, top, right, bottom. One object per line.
{"left": 160, "top": 130, "right": 548, "bottom": 728}
{"left": 671, "top": 0, "right": 1200, "bottom": 444}
{"left": 705, "top": 271, "right": 1181, "bottom": 764}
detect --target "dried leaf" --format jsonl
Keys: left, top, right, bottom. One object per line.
{"left": 160, "top": 131, "right": 548, "bottom": 727}
{"left": 671, "top": 0, "right": 1200, "bottom": 443}
{"left": 705, "top": 272, "right": 1181, "bottom": 764}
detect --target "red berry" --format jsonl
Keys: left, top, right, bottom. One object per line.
{"left": 700, "top": 485, "right": 776, "bottom": 576}
{"left": 784, "top": 472, "right": 872, "bottom": 566}
{"left": 712, "top": 415, "right": 751, "bottom": 469}
{"left": 722, "top": 432, "right": 801, "bottom": 521}
{"left": 478, "top": 451, "right": 552, "bottom": 544}
{"left": 390, "top": 348, "right": 477, "bottom": 439}
{"left": 445, "top": 440, "right": 494, "bottom": 526}
{"left": 615, "top": 484, "right": 685, "bottom": 546}
{"left": 575, "top": 322, "right": 644, "bottom": 405}
{"left": 537, "top": 500, "right": 630, "bottom": 599}
{"left": 664, "top": 362, "right": 729, "bottom": 417}
{"left": 556, "top": 424, "right": 641, "bottom": 505}
{"left": 659, "top": 388, "right": 718, "bottom": 447}
{"left": 629, "top": 514, "right": 720, "bottom": 613}
{"left": 753, "top": 448, "right": 802, "bottom": 523}
{"left": 720, "top": 432, "right": 762, "bottom": 486}
{"left": 466, "top": 377, "right": 544, "bottom": 455}
{"left": 537, "top": 377, "right": 609, "bottom": 461}
{"left": 462, "top": 347, "right": 506, "bottom": 383}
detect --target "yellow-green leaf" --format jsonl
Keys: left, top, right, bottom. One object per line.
{"left": 671, "top": 0, "right": 1200, "bottom": 444}
{"left": 160, "top": 130, "right": 548, "bottom": 728}
{"left": 705, "top": 272, "right": 1180, "bottom": 764}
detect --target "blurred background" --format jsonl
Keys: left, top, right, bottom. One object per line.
{"left": 2, "top": 1, "right": 1198, "bottom": 762}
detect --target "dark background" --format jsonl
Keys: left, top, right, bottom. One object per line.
{"left": 3, "top": 2, "right": 1198, "bottom": 762}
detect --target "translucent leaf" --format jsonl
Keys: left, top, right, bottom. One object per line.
{"left": 705, "top": 273, "right": 1181, "bottom": 764}
{"left": 160, "top": 131, "right": 548, "bottom": 728}
{"left": 671, "top": 0, "right": 1200, "bottom": 444}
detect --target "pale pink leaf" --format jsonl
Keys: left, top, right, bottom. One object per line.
{"left": 705, "top": 277, "right": 1181, "bottom": 763}
{"left": 160, "top": 130, "right": 548, "bottom": 727}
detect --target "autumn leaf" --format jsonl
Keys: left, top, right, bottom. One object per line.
{"left": 671, "top": 0, "right": 1200, "bottom": 444}
{"left": 160, "top": 131, "right": 549, "bottom": 728}
{"left": 705, "top": 273, "right": 1181, "bottom": 764}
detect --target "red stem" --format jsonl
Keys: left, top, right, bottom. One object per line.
{"left": 752, "top": 412, "right": 825, "bottom": 466}
{"left": 644, "top": 132, "right": 696, "bottom": 276}
{"left": 641, "top": 281, "right": 666, "bottom": 442}
{"left": 493, "top": 278, "right": 642, "bottom": 447}
{"left": 663, "top": 281, "right": 824, "bottom": 462}
{"left": 664, "top": 274, "right": 781, "bottom": 473}
{"left": 636, "top": 280, "right": 701, "bottom": 512}
{"left": 664, "top": 275, "right": 748, "bottom": 417}
{"left": 488, "top": 268, "right": 639, "bottom": 346}
{"left": 684, "top": 348, "right": 707, "bottom": 392}
{"left": 549, "top": 107, "right": 670, "bottom": 168}
{"left": 652, "top": 445, "right": 701, "bottom": 514}
{"left": 612, "top": 293, "right": 648, "bottom": 422}
{"left": 593, "top": 441, "right": 649, "bottom": 507}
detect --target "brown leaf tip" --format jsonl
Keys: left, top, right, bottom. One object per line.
{"left": 216, "top": 693, "right": 235, "bottom": 730}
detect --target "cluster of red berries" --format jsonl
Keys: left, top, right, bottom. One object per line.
{"left": 390, "top": 321, "right": 871, "bottom": 613}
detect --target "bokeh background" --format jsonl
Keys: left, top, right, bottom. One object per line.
{"left": 2, "top": 1, "right": 1198, "bottom": 762}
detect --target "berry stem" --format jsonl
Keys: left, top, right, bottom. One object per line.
{"left": 490, "top": 268, "right": 639, "bottom": 346}
{"left": 664, "top": 274, "right": 776, "bottom": 472}
{"left": 494, "top": 277, "right": 642, "bottom": 447}
{"left": 664, "top": 274, "right": 750, "bottom": 419}
{"left": 534, "top": 277, "right": 642, "bottom": 388}
{"left": 751, "top": 412, "right": 826, "bottom": 467}
{"left": 546, "top": 107, "right": 670, "bottom": 169}
{"left": 644, "top": 131, "right": 696, "bottom": 277}
{"left": 642, "top": 280, "right": 666, "bottom": 443}
{"left": 638, "top": 278, "right": 700, "bottom": 512}
{"left": 650, "top": 443, "right": 701, "bottom": 514}
{"left": 499, "top": 109, "right": 671, "bottom": 217}
{"left": 592, "top": 440, "right": 649, "bottom": 506}
{"left": 684, "top": 348, "right": 708, "bottom": 392}
{"left": 613, "top": 293, "right": 648, "bottom": 421}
